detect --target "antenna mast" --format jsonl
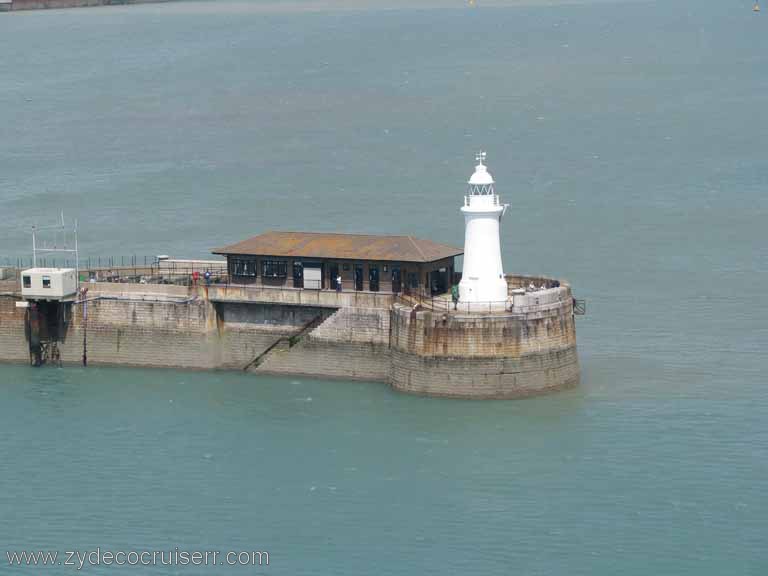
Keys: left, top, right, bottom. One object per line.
{"left": 31, "top": 211, "right": 80, "bottom": 281}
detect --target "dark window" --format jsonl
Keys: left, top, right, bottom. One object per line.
{"left": 408, "top": 272, "right": 418, "bottom": 289}
{"left": 342, "top": 263, "right": 350, "bottom": 271}
{"left": 263, "top": 260, "right": 288, "bottom": 279}
{"left": 369, "top": 265, "right": 379, "bottom": 292}
{"left": 23, "top": 276, "right": 31, "bottom": 288}
{"left": 42, "top": 276, "right": 51, "bottom": 288}
{"left": 232, "top": 258, "right": 256, "bottom": 277}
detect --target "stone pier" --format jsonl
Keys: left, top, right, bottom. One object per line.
{"left": 0, "top": 275, "right": 580, "bottom": 399}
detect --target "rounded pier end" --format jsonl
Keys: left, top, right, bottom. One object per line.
{"left": 389, "top": 274, "right": 580, "bottom": 399}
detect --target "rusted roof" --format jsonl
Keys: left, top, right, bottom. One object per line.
{"left": 212, "top": 231, "right": 462, "bottom": 263}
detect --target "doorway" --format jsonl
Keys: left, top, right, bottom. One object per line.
{"left": 329, "top": 264, "right": 339, "bottom": 290}
{"left": 429, "top": 268, "right": 447, "bottom": 295}
{"left": 391, "top": 266, "right": 401, "bottom": 293}
{"left": 293, "top": 261, "right": 303, "bottom": 288}
{"left": 354, "top": 265, "right": 364, "bottom": 291}
{"left": 369, "top": 265, "right": 380, "bottom": 292}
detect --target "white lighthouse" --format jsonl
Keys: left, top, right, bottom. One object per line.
{"left": 458, "top": 152, "right": 509, "bottom": 304}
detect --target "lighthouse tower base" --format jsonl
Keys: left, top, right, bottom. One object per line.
{"left": 389, "top": 275, "right": 580, "bottom": 399}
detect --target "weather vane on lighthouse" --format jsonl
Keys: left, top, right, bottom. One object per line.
{"left": 458, "top": 151, "right": 509, "bottom": 305}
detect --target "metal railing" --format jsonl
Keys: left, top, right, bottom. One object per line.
{"left": 2, "top": 255, "right": 154, "bottom": 270}
{"left": 0, "top": 256, "right": 229, "bottom": 287}
{"left": 1, "top": 259, "right": 585, "bottom": 316}
{"left": 397, "top": 293, "right": 513, "bottom": 314}
{"left": 395, "top": 290, "right": 579, "bottom": 316}
{"left": 0, "top": 258, "right": 396, "bottom": 303}
{"left": 573, "top": 299, "right": 586, "bottom": 315}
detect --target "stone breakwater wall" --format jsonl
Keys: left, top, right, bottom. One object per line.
{"left": 0, "top": 277, "right": 579, "bottom": 398}
{"left": 256, "top": 307, "right": 392, "bottom": 382}
{"left": 0, "top": 283, "right": 394, "bottom": 383}
{"left": 0, "top": 295, "right": 29, "bottom": 363}
{"left": 389, "top": 283, "right": 580, "bottom": 398}
{"left": 0, "top": 292, "right": 306, "bottom": 371}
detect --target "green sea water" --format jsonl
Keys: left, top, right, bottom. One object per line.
{"left": 1, "top": 0, "right": 767, "bottom": 574}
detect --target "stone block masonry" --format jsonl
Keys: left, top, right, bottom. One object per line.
{"left": 66, "top": 298, "right": 348, "bottom": 371}
{"left": 388, "top": 282, "right": 580, "bottom": 398}
{"left": 57, "top": 299, "right": 290, "bottom": 371}
{"left": 0, "top": 275, "right": 580, "bottom": 399}
{"left": 253, "top": 307, "right": 392, "bottom": 382}
{"left": 0, "top": 296, "right": 29, "bottom": 364}
{"left": 390, "top": 347, "right": 579, "bottom": 399}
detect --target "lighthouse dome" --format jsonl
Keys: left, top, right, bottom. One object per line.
{"left": 468, "top": 162, "right": 494, "bottom": 186}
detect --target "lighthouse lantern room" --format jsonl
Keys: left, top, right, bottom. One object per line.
{"left": 458, "top": 152, "right": 509, "bottom": 303}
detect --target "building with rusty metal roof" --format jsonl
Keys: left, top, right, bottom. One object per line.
{"left": 213, "top": 231, "right": 462, "bottom": 294}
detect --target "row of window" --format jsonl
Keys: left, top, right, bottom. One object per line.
{"left": 231, "top": 259, "right": 433, "bottom": 292}
{"left": 233, "top": 260, "right": 410, "bottom": 280}
{"left": 22, "top": 276, "right": 51, "bottom": 288}
{"left": 231, "top": 259, "right": 288, "bottom": 279}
